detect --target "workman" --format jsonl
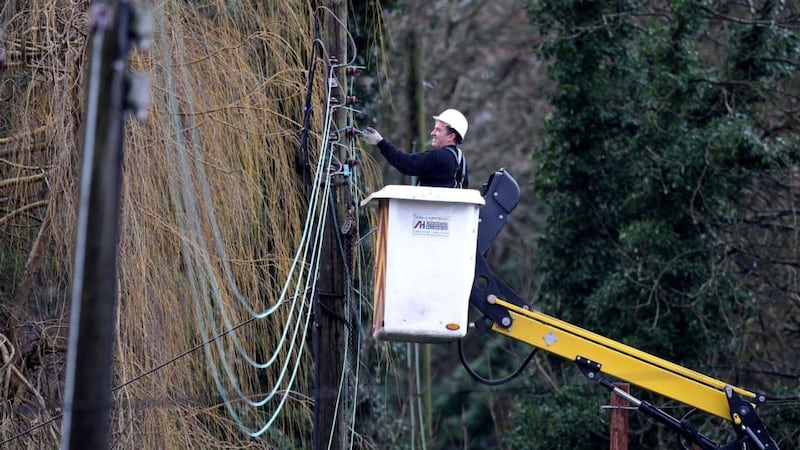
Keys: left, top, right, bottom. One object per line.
{"left": 358, "top": 109, "right": 469, "bottom": 188}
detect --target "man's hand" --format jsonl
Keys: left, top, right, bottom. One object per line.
{"left": 359, "top": 127, "right": 383, "bottom": 145}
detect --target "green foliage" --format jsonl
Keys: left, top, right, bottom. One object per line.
{"left": 762, "top": 386, "right": 800, "bottom": 448}
{"left": 529, "top": 0, "right": 796, "bottom": 352}
{"left": 430, "top": 335, "right": 533, "bottom": 449}
{"left": 357, "top": 335, "right": 538, "bottom": 449}
{"left": 0, "top": 247, "right": 24, "bottom": 294}
{"left": 349, "top": 0, "right": 398, "bottom": 127}
{"left": 515, "top": 0, "right": 800, "bottom": 447}
{"left": 502, "top": 383, "right": 609, "bottom": 450}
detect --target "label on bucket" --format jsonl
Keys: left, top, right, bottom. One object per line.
{"left": 412, "top": 214, "right": 450, "bottom": 237}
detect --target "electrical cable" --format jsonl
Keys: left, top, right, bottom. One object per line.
{"left": 198, "top": 39, "right": 346, "bottom": 433}
{"left": 343, "top": 69, "right": 367, "bottom": 450}
{"left": 152, "top": 0, "right": 335, "bottom": 435}
{"left": 299, "top": 23, "right": 322, "bottom": 196}
{"left": 166, "top": 9, "right": 327, "bottom": 380}
{"left": 0, "top": 306, "right": 270, "bottom": 447}
{"left": 199, "top": 158, "right": 331, "bottom": 435}
{"left": 1, "top": 4, "right": 376, "bottom": 447}
{"left": 316, "top": 6, "right": 359, "bottom": 67}
{"left": 194, "top": 106, "right": 335, "bottom": 434}
{"left": 161, "top": 0, "right": 330, "bottom": 371}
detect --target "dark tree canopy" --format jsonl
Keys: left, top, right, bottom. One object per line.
{"left": 506, "top": 0, "right": 800, "bottom": 448}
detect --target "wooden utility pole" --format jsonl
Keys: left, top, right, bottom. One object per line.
{"left": 610, "top": 383, "right": 630, "bottom": 450}
{"left": 314, "top": 1, "right": 349, "bottom": 449}
{"left": 60, "top": 2, "right": 150, "bottom": 449}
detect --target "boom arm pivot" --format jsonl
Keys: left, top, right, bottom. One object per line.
{"left": 470, "top": 169, "right": 529, "bottom": 332}
{"left": 468, "top": 169, "right": 779, "bottom": 450}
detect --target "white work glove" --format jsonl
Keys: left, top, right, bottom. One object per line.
{"left": 360, "top": 127, "right": 383, "bottom": 145}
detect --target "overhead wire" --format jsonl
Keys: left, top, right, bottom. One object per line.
{"left": 152, "top": 0, "right": 333, "bottom": 436}
{"left": 149, "top": 2, "right": 371, "bottom": 441}
{"left": 172, "top": 4, "right": 368, "bottom": 433}
{"left": 0, "top": 3, "right": 373, "bottom": 446}
{"left": 162, "top": 2, "right": 314, "bottom": 415}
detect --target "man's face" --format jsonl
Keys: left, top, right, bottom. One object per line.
{"left": 430, "top": 120, "right": 456, "bottom": 149}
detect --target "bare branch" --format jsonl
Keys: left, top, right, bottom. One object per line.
{"left": 0, "top": 172, "right": 47, "bottom": 189}
{"left": 0, "top": 199, "right": 47, "bottom": 226}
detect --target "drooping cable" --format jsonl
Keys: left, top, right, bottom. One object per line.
{"left": 188, "top": 93, "right": 338, "bottom": 436}
{"left": 58, "top": 0, "right": 377, "bottom": 442}
{"left": 192, "top": 107, "right": 336, "bottom": 436}
{"left": 167, "top": 8, "right": 320, "bottom": 396}
{"left": 458, "top": 334, "right": 538, "bottom": 386}
{"left": 151, "top": 0, "right": 336, "bottom": 435}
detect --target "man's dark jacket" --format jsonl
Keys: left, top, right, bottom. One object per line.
{"left": 377, "top": 139, "right": 469, "bottom": 188}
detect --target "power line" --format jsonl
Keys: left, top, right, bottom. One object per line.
{"left": 0, "top": 312, "right": 259, "bottom": 447}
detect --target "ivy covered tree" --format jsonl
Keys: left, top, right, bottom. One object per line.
{"left": 505, "top": 0, "right": 800, "bottom": 448}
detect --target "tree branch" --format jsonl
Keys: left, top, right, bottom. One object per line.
{"left": 0, "top": 199, "right": 47, "bottom": 226}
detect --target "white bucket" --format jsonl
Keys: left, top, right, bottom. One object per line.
{"left": 361, "top": 186, "right": 485, "bottom": 342}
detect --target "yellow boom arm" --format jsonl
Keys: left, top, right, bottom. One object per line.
{"left": 490, "top": 297, "right": 755, "bottom": 421}
{"left": 469, "top": 169, "right": 779, "bottom": 450}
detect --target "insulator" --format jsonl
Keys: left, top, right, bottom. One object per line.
{"left": 129, "top": 2, "right": 154, "bottom": 52}
{"left": 344, "top": 127, "right": 358, "bottom": 138}
{"left": 88, "top": 4, "right": 111, "bottom": 33}
{"left": 345, "top": 66, "right": 360, "bottom": 76}
{"left": 328, "top": 132, "right": 340, "bottom": 143}
{"left": 345, "top": 96, "right": 359, "bottom": 105}
{"left": 125, "top": 72, "right": 151, "bottom": 121}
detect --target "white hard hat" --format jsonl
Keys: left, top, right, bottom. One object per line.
{"left": 433, "top": 109, "right": 468, "bottom": 139}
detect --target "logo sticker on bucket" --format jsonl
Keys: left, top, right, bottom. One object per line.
{"left": 412, "top": 214, "right": 450, "bottom": 237}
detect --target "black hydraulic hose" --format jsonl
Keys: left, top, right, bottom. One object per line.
{"left": 458, "top": 335, "right": 537, "bottom": 386}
